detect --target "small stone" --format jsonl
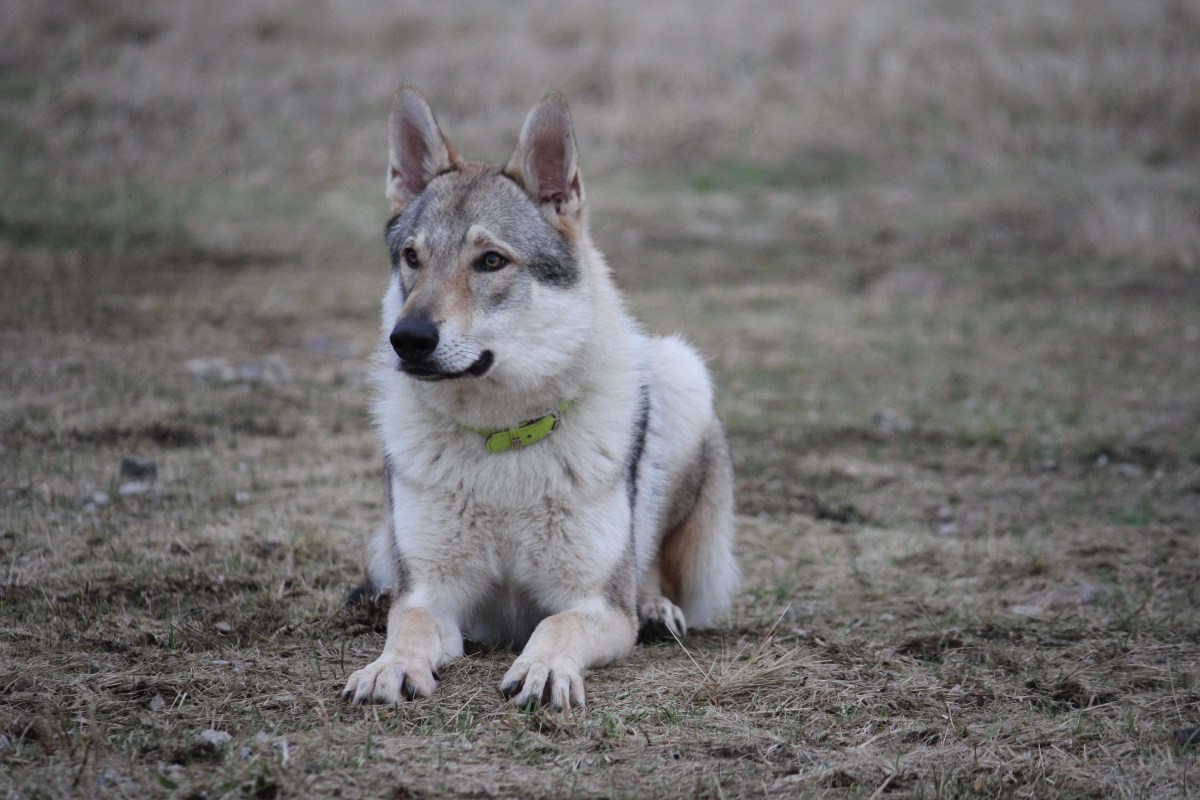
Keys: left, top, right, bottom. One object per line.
{"left": 96, "top": 768, "right": 123, "bottom": 788}
{"left": 186, "top": 356, "right": 291, "bottom": 386}
{"left": 0, "top": 733, "right": 11, "bottom": 752}
{"left": 214, "top": 621, "right": 233, "bottom": 635}
{"left": 1175, "top": 727, "right": 1200, "bottom": 749}
{"left": 784, "top": 602, "right": 819, "bottom": 619}
{"left": 186, "top": 357, "right": 234, "bottom": 384}
{"left": 234, "top": 491, "right": 252, "bottom": 505}
{"left": 1095, "top": 453, "right": 1110, "bottom": 467}
{"left": 273, "top": 738, "right": 290, "bottom": 765}
{"left": 879, "top": 612, "right": 896, "bottom": 622}
{"left": 935, "top": 505, "right": 954, "bottom": 521}
{"left": 149, "top": 694, "right": 166, "bottom": 711}
{"left": 935, "top": 522, "right": 959, "bottom": 537}
{"left": 1041, "top": 582, "right": 1104, "bottom": 610}
{"left": 1010, "top": 582, "right": 1105, "bottom": 618}
{"left": 120, "top": 456, "right": 158, "bottom": 480}
{"left": 195, "top": 729, "right": 232, "bottom": 751}
{"left": 36, "top": 483, "right": 52, "bottom": 505}
{"left": 77, "top": 491, "right": 111, "bottom": 508}
{"left": 873, "top": 408, "right": 915, "bottom": 435}
{"left": 118, "top": 481, "right": 150, "bottom": 497}
{"left": 1115, "top": 463, "right": 1145, "bottom": 479}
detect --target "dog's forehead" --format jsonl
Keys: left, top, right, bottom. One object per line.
{"left": 389, "top": 169, "right": 541, "bottom": 251}
{"left": 385, "top": 166, "right": 578, "bottom": 287}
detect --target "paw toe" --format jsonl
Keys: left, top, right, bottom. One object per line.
{"left": 638, "top": 597, "right": 688, "bottom": 641}
{"left": 500, "top": 658, "right": 585, "bottom": 711}
{"left": 342, "top": 657, "right": 437, "bottom": 704}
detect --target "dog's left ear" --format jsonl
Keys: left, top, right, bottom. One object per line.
{"left": 506, "top": 93, "right": 585, "bottom": 228}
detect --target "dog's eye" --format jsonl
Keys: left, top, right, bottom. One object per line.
{"left": 402, "top": 247, "right": 419, "bottom": 269}
{"left": 478, "top": 251, "right": 508, "bottom": 271}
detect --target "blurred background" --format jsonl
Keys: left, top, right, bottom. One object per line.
{"left": 4, "top": 0, "right": 1199, "bottom": 285}
{"left": 4, "top": 0, "right": 1198, "bottom": 498}
{"left": 2, "top": 2, "right": 1199, "bottom": 795}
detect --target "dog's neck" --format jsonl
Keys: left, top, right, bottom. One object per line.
{"left": 405, "top": 247, "right": 636, "bottom": 433}
{"left": 425, "top": 374, "right": 582, "bottom": 432}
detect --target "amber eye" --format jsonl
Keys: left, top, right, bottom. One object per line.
{"left": 402, "top": 247, "right": 419, "bottom": 268}
{"left": 478, "top": 251, "right": 508, "bottom": 271}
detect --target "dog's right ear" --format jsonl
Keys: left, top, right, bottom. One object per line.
{"left": 387, "top": 85, "right": 458, "bottom": 213}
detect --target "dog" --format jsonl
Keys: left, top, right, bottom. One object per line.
{"left": 341, "top": 85, "right": 739, "bottom": 711}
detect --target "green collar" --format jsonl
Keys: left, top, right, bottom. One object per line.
{"left": 459, "top": 400, "right": 571, "bottom": 453}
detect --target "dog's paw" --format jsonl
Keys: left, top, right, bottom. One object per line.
{"left": 637, "top": 595, "right": 687, "bottom": 642}
{"left": 341, "top": 655, "right": 438, "bottom": 704}
{"left": 499, "top": 655, "right": 586, "bottom": 711}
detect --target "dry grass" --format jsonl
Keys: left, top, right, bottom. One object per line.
{"left": 2, "top": 0, "right": 1199, "bottom": 797}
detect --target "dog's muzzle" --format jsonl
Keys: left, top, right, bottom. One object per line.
{"left": 390, "top": 319, "right": 493, "bottom": 380}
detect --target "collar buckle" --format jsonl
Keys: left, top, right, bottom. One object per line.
{"left": 479, "top": 401, "right": 569, "bottom": 454}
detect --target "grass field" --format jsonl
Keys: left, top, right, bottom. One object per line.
{"left": 2, "top": 1, "right": 1199, "bottom": 797}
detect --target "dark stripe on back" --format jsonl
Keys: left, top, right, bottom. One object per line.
{"left": 604, "top": 385, "right": 651, "bottom": 616}
{"left": 625, "top": 384, "right": 651, "bottom": 513}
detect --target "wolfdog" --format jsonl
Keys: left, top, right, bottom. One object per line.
{"left": 341, "top": 85, "right": 739, "bottom": 710}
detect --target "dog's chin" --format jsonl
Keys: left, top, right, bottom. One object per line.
{"left": 399, "top": 350, "right": 494, "bottom": 382}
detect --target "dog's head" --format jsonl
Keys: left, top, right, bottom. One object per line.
{"left": 379, "top": 86, "right": 593, "bottom": 390}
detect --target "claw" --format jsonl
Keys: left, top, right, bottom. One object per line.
{"left": 342, "top": 656, "right": 437, "bottom": 704}
{"left": 401, "top": 678, "right": 423, "bottom": 701}
{"left": 500, "top": 656, "right": 585, "bottom": 711}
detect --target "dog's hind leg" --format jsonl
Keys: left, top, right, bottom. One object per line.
{"left": 656, "top": 421, "right": 739, "bottom": 630}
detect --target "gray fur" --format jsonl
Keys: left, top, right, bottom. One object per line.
{"left": 383, "top": 455, "right": 410, "bottom": 595}
{"left": 385, "top": 168, "right": 578, "bottom": 291}
{"left": 603, "top": 545, "right": 637, "bottom": 615}
{"left": 344, "top": 88, "right": 738, "bottom": 711}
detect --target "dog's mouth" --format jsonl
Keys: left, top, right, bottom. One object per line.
{"left": 400, "top": 350, "right": 494, "bottom": 381}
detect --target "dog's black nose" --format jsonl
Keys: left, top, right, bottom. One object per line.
{"left": 390, "top": 318, "right": 439, "bottom": 362}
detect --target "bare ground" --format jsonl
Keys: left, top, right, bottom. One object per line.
{"left": 2, "top": 1, "right": 1199, "bottom": 797}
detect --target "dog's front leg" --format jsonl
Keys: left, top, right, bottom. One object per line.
{"left": 500, "top": 599, "right": 637, "bottom": 711}
{"left": 342, "top": 598, "right": 463, "bottom": 704}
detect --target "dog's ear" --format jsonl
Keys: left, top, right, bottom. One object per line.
{"left": 387, "top": 85, "right": 458, "bottom": 213}
{"left": 506, "top": 92, "right": 585, "bottom": 226}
